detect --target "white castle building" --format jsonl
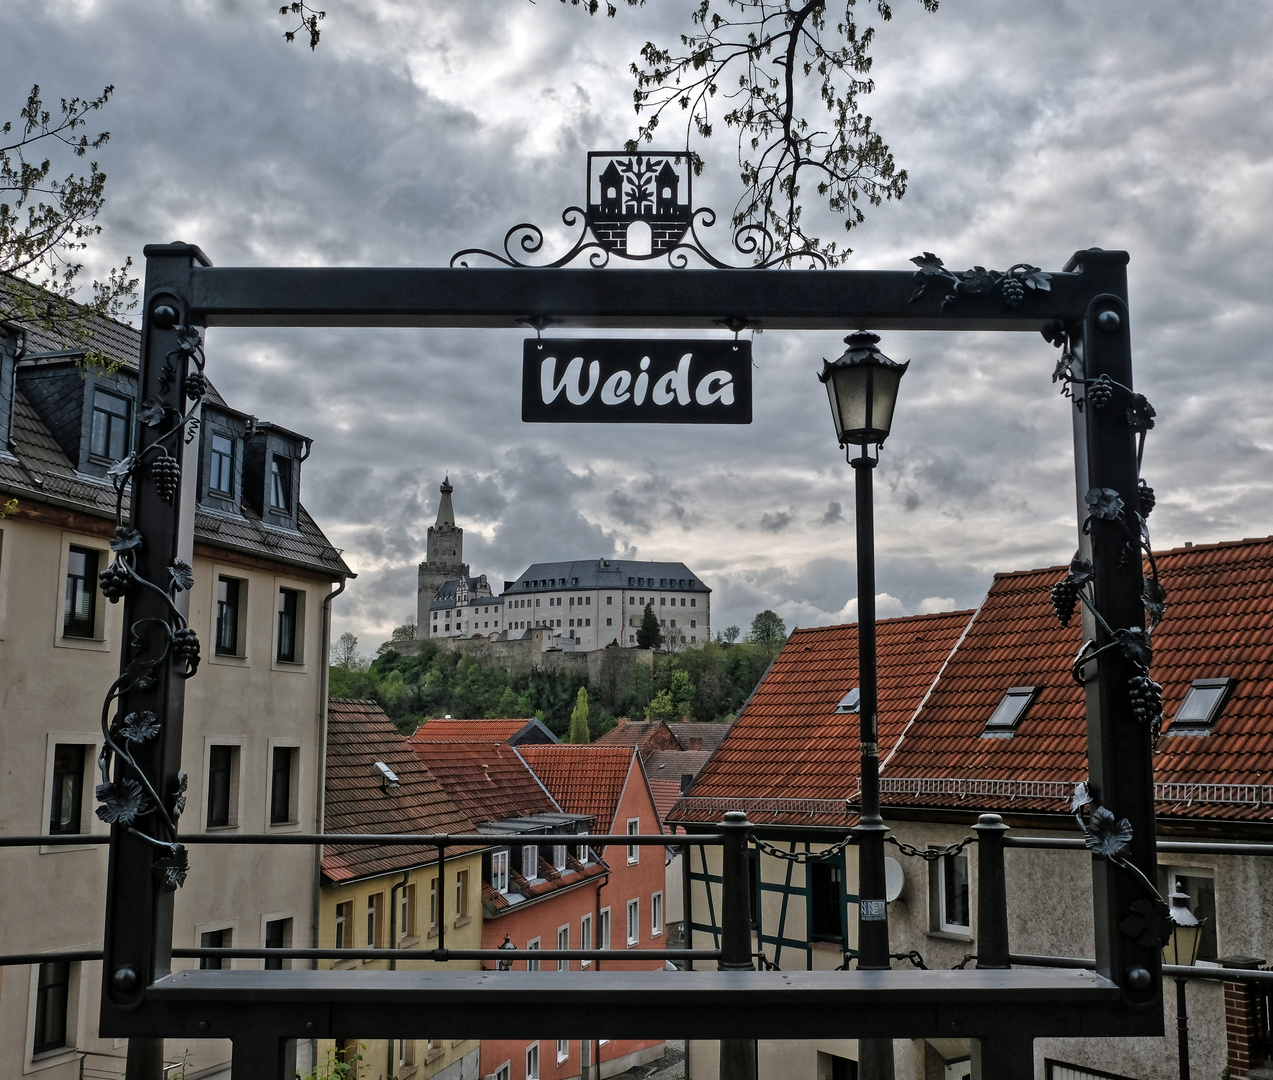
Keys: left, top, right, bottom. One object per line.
{"left": 417, "top": 480, "right": 710, "bottom": 648}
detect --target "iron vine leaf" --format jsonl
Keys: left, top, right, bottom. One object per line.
{"left": 1020, "top": 266, "right": 1052, "bottom": 292}
{"left": 119, "top": 710, "right": 161, "bottom": 744}
{"left": 1119, "top": 897, "right": 1173, "bottom": 949}
{"left": 1068, "top": 557, "right": 1095, "bottom": 588}
{"left": 111, "top": 527, "right": 143, "bottom": 553}
{"left": 170, "top": 770, "right": 189, "bottom": 821}
{"left": 174, "top": 325, "right": 202, "bottom": 355}
{"left": 138, "top": 398, "right": 167, "bottom": 427}
{"left": 107, "top": 453, "right": 135, "bottom": 482}
{"left": 1085, "top": 487, "right": 1125, "bottom": 521}
{"left": 169, "top": 558, "right": 194, "bottom": 592}
{"left": 1070, "top": 781, "right": 1092, "bottom": 814}
{"left": 1114, "top": 627, "right": 1153, "bottom": 669}
{"left": 1143, "top": 578, "right": 1168, "bottom": 625}
{"left": 95, "top": 779, "right": 149, "bottom": 826}
{"left": 155, "top": 845, "right": 189, "bottom": 892}
{"left": 1082, "top": 804, "right": 1133, "bottom": 858}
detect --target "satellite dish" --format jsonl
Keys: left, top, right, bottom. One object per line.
{"left": 884, "top": 857, "right": 905, "bottom": 903}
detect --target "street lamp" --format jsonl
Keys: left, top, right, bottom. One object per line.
{"left": 1164, "top": 890, "right": 1203, "bottom": 1080}
{"left": 497, "top": 934, "right": 516, "bottom": 971}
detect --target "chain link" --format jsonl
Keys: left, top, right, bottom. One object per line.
{"left": 885, "top": 834, "right": 976, "bottom": 862}
{"left": 891, "top": 950, "right": 928, "bottom": 970}
{"left": 753, "top": 835, "right": 854, "bottom": 864}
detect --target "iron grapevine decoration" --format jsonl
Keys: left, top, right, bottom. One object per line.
{"left": 907, "top": 252, "right": 1053, "bottom": 311}
{"left": 451, "top": 151, "right": 826, "bottom": 269}
{"left": 94, "top": 322, "right": 207, "bottom": 892}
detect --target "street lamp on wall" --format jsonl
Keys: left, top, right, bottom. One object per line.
{"left": 497, "top": 934, "right": 516, "bottom": 972}
{"left": 1164, "top": 890, "right": 1203, "bottom": 1080}
{"left": 820, "top": 332, "right": 908, "bottom": 1080}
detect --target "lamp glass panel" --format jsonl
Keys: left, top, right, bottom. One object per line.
{"left": 1163, "top": 922, "right": 1201, "bottom": 967}
{"left": 828, "top": 365, "right": 873, "bottom": 442}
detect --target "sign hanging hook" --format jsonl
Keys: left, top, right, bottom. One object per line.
{"left": 517, "top": 316, "right": 564, "bottom": 351}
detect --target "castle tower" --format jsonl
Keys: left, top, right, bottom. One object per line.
{"left": 417, "top": 476, "right": 468, "bottom": 630}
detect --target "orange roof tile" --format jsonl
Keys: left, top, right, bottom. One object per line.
{"left": 409, "top": 718, "right": 557, "bottom": 745}
{"left": 322, "top": 699, "right": 479, "bottom": 883}
{"left": 882, "top": 536, "right": 1273, "bottom": 823}
{"left": 408, "top": 739, "right": 560, "bottom": 824}
{"left": 669, "top": 611, "right": 974, "bottom": 826}
{"left": 516, "top": 745, "right": 637, "bottom": 828}
{"left": 647, "top": 780, "right": 685, "bottom": 829}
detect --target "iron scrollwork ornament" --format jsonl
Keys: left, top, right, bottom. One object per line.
{"left": 94, "top": 320, "right": 207, "bottom": 892}
{"left": 451, "top": 151, "right": 826, "bottom": 269}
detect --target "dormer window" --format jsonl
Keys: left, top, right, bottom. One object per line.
{"left": 553, "top": 844, "right": 568, "bottom": 871}
{"left": 491, "top": 850, "right": 509, "bottom": 894}
{"left": 210, "top": 433, "right": 235, "bottom": 496}
{"left": 1169, "top": 678, "right": 1233, "bottom": 732}
{"left": 835, "top": 688, "right": 861, "bottom": 714}
{"left": 984, "top": 686, "right": 1037, "bottom": 734}
{"left": 270, "top": 455, "right": 292, "bottom": 511}
{"left": 522, "top": 844, "right": 540, "bottom": 879}
{"left": 90, "top": 390, "right": 130, "bottom": 461}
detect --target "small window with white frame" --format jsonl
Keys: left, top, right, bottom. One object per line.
{"left": 553, "top": 843, "right": 568, "bottom": 870}
{"left": 58, "top": 537, "right": 110, "bottom": 647}
{"left": 600, "top": 908, "right": 611, "bottom": 952}
{"left": 652, "top": 891, "right": 664, "bottom": 937}
{"left": 522, "top": 843, "right": 540, "bottom": 879}
{"left": 493, "top": 1063, "right": 511, "bottom": 1080}
{"left": 214, "top": 574, "right": 248, "bottom": 659}
{"left": 526, "top": 938, "right": 540, "bottom": 972}
{"left": 580, "top": 913, "right": 593, "bottom": 967}
{"left": 525, "top": 1042, "right": 540, "bottom": 1080}
{"left": 627, "top": 817, "right": 640, "bottom": 864}
{"left": 557, "top": 925, "right": 569, "bottom": 971}
{"left": 932, "top": 848, "right": 971, "bottom": 934}
{"left": 491, "top": 850, "right": 509, "bottom": 894}
{"left": 205, "top": 741, "right": 243, "bottom": 829}
{"left": 557, "top": 1039, "right": 569, "bottom": 1063}
{"left": 627, "top": 898, "right": 639, "bottom": 946}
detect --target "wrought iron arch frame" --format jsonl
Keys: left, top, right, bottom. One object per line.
{"left": 97, "top": 240, "right": 1162, "bottom": 1079}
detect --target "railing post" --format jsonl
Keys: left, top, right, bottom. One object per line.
{"left": 719, "top": 811, "right": 756, "bottom": 1080}
{"left": 974, "top": 814, "right": 1010, "bottom": 969}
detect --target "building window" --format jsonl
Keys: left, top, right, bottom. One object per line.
{"left": 216, "top": 576, "right": 243, "bottom": 656}
{"left": 600, "top": 908, "right": 611, "bottom": 952}
{"left": 652, "top": 891, "right": 664, "bottom": 937}
{"left": 32, "top": 960, "right": 72, "bottom": 1055}
{"left": 455, "top": 869, "right": 469, "bottom": 920}
{"left": 49, "top": 744, "right": 86, "bottom": 835}
{"left": 270, "top": 745, "right": 297, "bottom": 824}
{"left": 938, "top": 850, "right": 971, "bottom": 933}
{"left": 206, "top": 744, "right": 240, "bottom": 828}
{"left": 558, "top": 926, "right": 569, "bottom": 971}
{"left": 209, "top": 433, "right": 235, "bottom": 495}
{"left": 491, "top": 850, "right": 509, "bottom": 894}
{"left": 526, "top": 1042, "right": 540, "bottom": 1080}
{"left": 580, "top": 913, "right": 593, "bottom": 967}
{"left": 522, "top": 843, "right": 540, "bottom": 879}
{"left": 606, "top": 618, "right": 612, "bottom": 626}
{"left": 264, "top": 917, "right": 292, "bottom": 970}
{"left": 557, "top": 1040, "right": 569, "bottom": 1063}
{"left": 366, "top": 893, "right": 384, "bottom": 948}
{"left": 89, "top": 389, "right": 130, "bottom": 461}
{"left": 553, "top": 844, "right": 568, "bottom": 871}
{"left": 1163, "top": 867, "right": 1218, "bottom": 961}
{"left": 691, "top": 598, "right": 696, "bottom": 607}
{"left": 200, "top": 927, "right": 230, "bottom": 971}
{"left": 269, "top": 454, "right": 292, "bottom": 511}
{"left": 429, "top": 876, "right": 439, "bottom": 931}
{"left": 1169, "top": 678, "right": 1234, "bottom": 732}
{"left": 276, "top": 587, "right": 303, "bottom": 662}
{"left": 984, "top": 686, "right": 1036, "bottom": 733}
{"left": 334, "top": 902, "right": 351, "bottom": 949}
{"left": 494, "top": 1065, "right": 511, "bottom": 1080}
{"left": 626, "top": 899, "right": 639, "bottom": 946}
{"left": 400, "top": 883, "right": 416, "bottom": 940}
{"left": 526, "top": 939, "right": 540, "bottom": 972}
{"left": 63, "top": 546, "right": 99, "bottom": 638}
{"left": 627, "top": 818, "right": 640, "bottom": 864}
{"left": 809, "top": 860, "right": 844, "bottom": 942}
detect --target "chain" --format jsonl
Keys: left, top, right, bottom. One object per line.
{"left": 752, "top": 835, "right": 854, "bottom": 864}
{"left": 755, "top": 951, "right": 780, "bottom": 971}
{"left": 885, "top": 834, "right": 976, "bottom": 862}
{"left": 952, "top": 953, "right": 978, "bottom": 970}
{"left": 891, "top": 950, "right": 928, "bottom": 970}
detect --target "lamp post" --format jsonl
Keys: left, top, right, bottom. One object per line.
{"left": 821, "top": 332, "right": 908, "bottom": 1080}
{"left": 1164, "top": 890, "right": 1203, "bottom": 1080}
{"left": 497, "top": 934, "right": 516, "bottom": 971}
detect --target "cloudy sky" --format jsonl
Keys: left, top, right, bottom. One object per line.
{"left": 7, "top": 0, "right": 1273, "bottom": 651}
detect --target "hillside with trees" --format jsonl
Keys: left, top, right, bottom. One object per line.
{"left": 329, "top": 609, "right": 789, "bottom": 739}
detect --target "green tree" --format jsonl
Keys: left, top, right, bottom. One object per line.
{"left": 330, "top": 631, "right": 364, "bottom": 668}
{"left": 2, "top": 85, "right": 137, "bottom": 354}
{"left": 722, "top": 625, "right": 741, "bottom": 644}
{"left": 645, "top": 688, "right": 676, "bottom": 722}
{"left": 568, "top": 687, "right": 591, "bottom": 744}
{"left": 636, "top": 602, "right": 662, "bottom": 650}
{"left": 749, "top": 609, "right": 787, "bottom": 651}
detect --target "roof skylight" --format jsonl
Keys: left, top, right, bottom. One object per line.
{"left": 983, "top": 686, "right": 1037, "bottom": 734}
{"left": 835, "top": 688, "right": 861, "bottom": 714}
{"left": 1169, "top": 678, "right": 1233, "bottom": 732}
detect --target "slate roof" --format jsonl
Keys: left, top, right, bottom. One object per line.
{"left": 668, "top": 721, "right": 732, "bottom": 753}
{"left": 645, "top": 749, "right": 714, "bottom": 781}
{"left": 430, "top": 575, "right": 499, "bottom": 610}
{"left": 410, "top": 718, "right": 559, "bottom": 746}
{"left": 516, "top": 745, "right": 640, "bottom": 829}
{"left": 881, "top": 536, "right": 1273, "bottom": 824}
{"left": 3, "top": 271, "right": 142, "bottom": 369}
{"left": 322, "top": 699, "right": 481, "bottom": 883}
{"left": 408, "top": 740, "right": 560, "bottom": 825}
{"left": 506, "top": 559, "right": 709, "bottom": 595}
{"left": 668, "top": 611, "right": 975, "bottom": 826}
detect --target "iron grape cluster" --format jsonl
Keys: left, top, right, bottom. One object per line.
{"left": 1127, "top": 673, "right": 1163, "bottom": 727}
{"left": 98, "top": 561, "right": 131, "bottom": 602}
{"left": 150, "top": 455, "right": 181, "bottom": 502}
{"left": 1051, "top": 576, "right": 1080, "bottom": 626}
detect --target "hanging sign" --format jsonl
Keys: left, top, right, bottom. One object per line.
{"left": 522, "top": 338, "right": 752, "bottom": 424}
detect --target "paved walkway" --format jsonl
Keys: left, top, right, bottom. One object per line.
{"left": 610, "top": 1039, "right": 685, "bottom": 1080}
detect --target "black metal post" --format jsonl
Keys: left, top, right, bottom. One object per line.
{"left": 1175, "top": 978, "right": 1190, "bottom": 1080}
{"left": 971, "top": 1030, "right": 1033, "bottom": 1079}
{"left": 974, "top": 814, "right": 1010, "bottom": 970}
{"left": 719, "top": 811, "right": 756, "bottom": 1080}
{"left": 850, "top": 449, "right": 894, "bottom": 1080}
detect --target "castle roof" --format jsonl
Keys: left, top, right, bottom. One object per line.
{"left": 506, "top": 559, "right": 709, "bottom": 595}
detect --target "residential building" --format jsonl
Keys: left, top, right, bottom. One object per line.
{"left": 410, "top": 717, "right": 560, "bottom": 747}
{"left": 0, "top": 287, "right": 351, "bottom": 1078}
{"left": 321, "top": 699, "right": 486, "bottom": 1080}
{"left": 669, "top": 537, "right": 1273, "bottom": 1080}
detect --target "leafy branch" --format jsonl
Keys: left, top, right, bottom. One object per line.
{"left": 279, "top": 2, "right": 326, "bottom": 49}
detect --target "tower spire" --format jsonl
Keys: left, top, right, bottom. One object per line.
{"left": 436, "top": 475, "right": 455, "bottom": 528}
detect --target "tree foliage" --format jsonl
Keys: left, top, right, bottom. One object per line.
{"left": 569, "top": 686, "right": 591, "bottom": 743}
{"left": 636, "top": 602, "right": 662, "bottom": 650}
{"left": 1, "top": 85, "right": 137, "bottom": 356}
{"left": 749, "top": 608, "right": 787, "bottom": 650}
{"left": 564, "top": 0, "right": 939, "bottom": 265}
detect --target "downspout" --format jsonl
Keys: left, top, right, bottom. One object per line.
{"left": 594, "top": 873, "right": 604, "bottom": 1080}
{"left": 310, "top": 577, "right": 346, "bottom": 1071}
{"left": 2, "top": 324, "right": 28, "bottom": 455}
{"left": 388, "top": 870, "right": 412, "bottom": 1080}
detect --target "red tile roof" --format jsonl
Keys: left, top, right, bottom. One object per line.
{"left": 594, "top": 719, "right": 680, "bottom": 756}
{"left": 647, "top": 780, "right": 685, "bottom": 829}
{"left": 409, "top": 718, "right": 556, "bottom": 745}
{"left": 669, "top": 611, "right": 974, "bottom": 826}
{"left": 322, "top": 699, "right": 479, "bottom": 883}
{"left": 882, "top": 536, "right": 1273, "bottom": 823}
{"left": 516, "top": 745, "right": 637, "bottom": 828}
{"left": 408, "top": 739, "right": 560, "bottom": 824}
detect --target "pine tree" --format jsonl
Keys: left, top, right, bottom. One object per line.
{"left": 636, "top": 603, "right": 662, "bottom": 650}
{"left": 569, "top": 687, "right": 591, "bottom": 744}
